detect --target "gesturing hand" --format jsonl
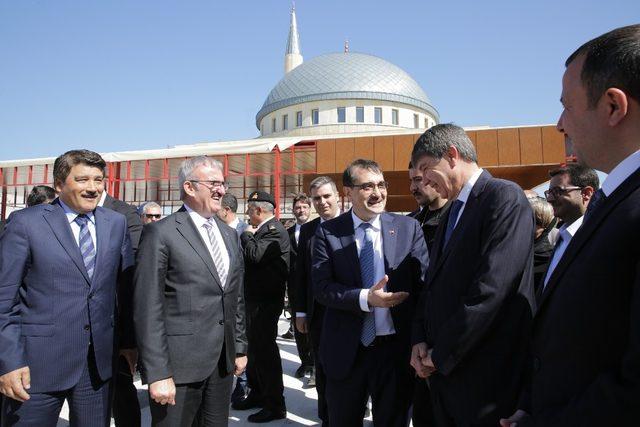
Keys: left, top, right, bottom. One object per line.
{"left": 366, "top": 275, "right": 409, "bottom": 308}
{"left": 149, "top": 377, "right": 176, "bottom": 406}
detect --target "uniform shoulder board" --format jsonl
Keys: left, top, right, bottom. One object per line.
{"left": 268, "top": 224, "right": 276, "bottom": 230}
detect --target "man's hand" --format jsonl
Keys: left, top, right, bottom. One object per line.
{"left": 244, "top": 226, "right": 258, "bottom": 235}
{"left": 295, "top": 316, "right": 308, "bottom": 334}
{"left": 366, "top": 275, "right": 409, "bottom": 308}
{"left": 0, "top": 366, "right": 31, "bottom": 402}
{"left": 235, "top": 355, "right": 248, "bottom": 376}
{"left": 149, "top": 377, "right": 176, "bottom": 406}
{"left": 500, "top": 409, "right": 530, "bottom": 426}
{"left": 410, "top": 343, "right": 436, "bottom": 378}
{"left": 119, "top": 348, "right": 138, "bottom": 376}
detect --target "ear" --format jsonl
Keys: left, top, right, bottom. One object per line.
{"left": 582, "top": 186, "right": 595, "bottom": 203}
{"left": 602, "top": 88, "right": 629, "bottom": 126}
{"left": 446, "top": 145, "right": 459, "bottom": 168}
{"left": 54, "top": 180, "right": 63, "bottom": 193}
{"left": 183, "top": 180, "right": 196, "bottom": 197}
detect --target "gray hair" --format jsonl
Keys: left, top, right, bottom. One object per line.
{"left": 247, "top": 200, "right": 275, "bottom": 213}
{"left": 178, "top": 156, "right": 223, "bottom": 199}
{"left": 528, "top": 197, "right": 555, "bottom": 229}
{"left": 142, "top": 201, "right": 162, "bottom": 214}
{"left": 411, "top": 123, "right": 478, "bottom": 165}
{"left": 309, "top": 176, "right": 338, "bottom": 194}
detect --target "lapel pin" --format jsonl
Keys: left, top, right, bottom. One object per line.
{"left": 389, "top": 229, "right": 395, "bottom": 235}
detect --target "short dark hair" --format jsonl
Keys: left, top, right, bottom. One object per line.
{"left": 53, "top": 150, "right": 106, "bottom": 187}
{"left": 566, "top": 24, "right": 640, "bottom": 107}
{"left": 26, "top": 185, "right": 56, "bottom": 207}
{"left": 221, "top": 193, "right": 238, "bottom": 212}
{"left": 549, "top": 163, "right": 600, "bottom": 190}
{"left": 343, "top": 159, "right": 382, "bottom": 187}
{"left": 292, "top": 193, "right": 310, "bottom": 206}
{"left": 411, "top": 123, "right": 478, "bottom": 166}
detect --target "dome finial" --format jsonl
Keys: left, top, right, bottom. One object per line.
{"left": 344, "top": 39, "right": 349, "bottom": 53}
{"left": 284, "top": 3, "right": 303, "bottom": 74}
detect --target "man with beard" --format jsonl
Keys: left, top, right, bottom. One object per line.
{"left": 293, "top": 176, "right": 341, "bottom": 425}
{"left": 313, "top": 159, "right": 428, "bottom": 426}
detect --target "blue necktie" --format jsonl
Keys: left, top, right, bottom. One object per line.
{"left": 75, "top": 214, "right": 96, "bottom": 280}
{"left": 583, "top": 188, "right": 606, "bottom": 222}
{"left": 359, "top": 222, "right": 376, "bottom": 346}
{"left": 443, "top": 199, "right": 464, "bottom": 248}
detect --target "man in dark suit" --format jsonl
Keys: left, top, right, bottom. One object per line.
{"left": 0, "top": 149, "right": 134, "bottom": 426}
{"left": 409, "top": 124, "right": 535, "bottom": 426}
{"left": 287, "top": 193, "right": 314, "bottom": 381}
{"left": 293, "top": 176, "right": 341, "bottom": 426}
{"left": 312, "top": 159, "right": 428, "bottom": 426}
{"left": 217, "top": 194, "right": 247, "bottom": 237}
{"left": 134, "top": 156, "right": 247, "bottom": 426}
{"left": 232, "top": 191, "right": 289, "bottom": 423}
{"left": 501, "top": 24, "right": 640, "bottom": 427}
{"left": 99, "top": 190, "right": 144, "bottom": 427}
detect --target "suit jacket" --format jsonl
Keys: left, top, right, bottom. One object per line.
{"left": 0, "top": 200, "right": 133, "bottom": 392}
{"left": 134, "top": 206, "right": 247, "bottom": 385}
{"left": 413, "top": 170, "right": 535, "bottom": 424}
{"left": 286, "top": 223, "right": 302, "bottom": 309}
{"left": 522, "top": 167, "right": 640, "bottom": 426}
{"left": 293, "top": 217, "right": 322, "bottom": 325}
{"left": 409, "top": 202, "right": 451, "bottom": 252}
{"left": 103, "top": 194, "right": 143, "bottom": 250}
{"left": 312, "top": 211, "right": 428, "bottom": 380}
{"left": 240, "top": 217, "right": 290, "bottom": 303}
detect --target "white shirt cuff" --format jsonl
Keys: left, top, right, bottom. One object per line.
{"left": 359, "top": 289, "right": 371, "bottom": 312}
{"left": 295, "top": 312, "right": 307, "bottom": 317}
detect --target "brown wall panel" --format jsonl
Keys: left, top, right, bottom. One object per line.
{"left": 374, "top": 136, "right": 395, "bottom": 171}
{"left": 519, "top": 127, "right": 543, "bottom": 164}
{"left": 394, "top": 135, "right": 415, "bottom": 171}
{"left": 497, "top": 128, "right": 521, "bottom": 166}
{"left": 353, "top": 136, "right": 375, "bottom": 160}
{"left": 466, "top": 131, "right": 478, "bottom": 151}
{"left": 316, "top": 139, "right": 336, "bottom": 174}
{"left": 541, "top": 126, "right": 566, "bottom": 164}
{"left": 335, "top": 138, "right": 356, "bottom": 173}
{"left": 476, "top": 129, "right": 499, "bottom": 167}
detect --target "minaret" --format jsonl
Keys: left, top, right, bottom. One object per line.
{"left": 284, "top": 3, "right": 303, "bottom": 74}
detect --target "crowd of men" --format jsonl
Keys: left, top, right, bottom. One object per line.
{"left": 0, "top": 24, "right": 639, "bottom": 427}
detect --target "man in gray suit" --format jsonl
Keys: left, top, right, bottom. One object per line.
{"left": 134, "top": 156, "right": 247, "bottom": 426}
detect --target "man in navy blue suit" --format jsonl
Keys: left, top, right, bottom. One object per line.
{"left": 410, "top": 124, "right": 535, "bottom": 426}
{"left": 0, "top": 149, "right": 134, "bottom": 426}
{"left": 312, "top": 159, "right": 428, "bottom": 426}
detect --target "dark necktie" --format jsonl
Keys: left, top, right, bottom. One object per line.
{"left": 74, "top": 214, "right": 96, "bottom": 280}
{"left": 443, "top": 199, "right": 464, "bottom": 248}
{"left": 359, "top": 222, "right": 376, "bottom": 346}
{"left": 583, "top": 188, "right": 606, "bottom": 222}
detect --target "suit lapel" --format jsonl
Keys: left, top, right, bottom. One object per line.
{"left": 380, "top": 213, "right": 397, "bottom": 287}
{"left": 92, "top": 207, "right": 112, "bottom": 289}
{"left": 538, "top": 167, "right": 640, "bottom": 308}
{"left": 337, "top": 212, "right": 363, "bottom": 288}
{"left": 175, "top": 208, "right": 223, "bottom": 290}
{"left": 43, "top": 202, "right": 91, "bottom": 285}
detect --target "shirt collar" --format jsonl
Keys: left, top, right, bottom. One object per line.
{"left": 601, "top": 149, "right": 640, "bottom": 197}
{"left": 183, "top": 203, "right": 211, "bottom": 228}
{"left": 456, "top": 168, "right": 484, "bottom": 204}
{"left": 559, "top": 215, "right": 584, "bottom": 240}
{"left": 351, "top": 210, "right": 381, "bottom": 232}
{"left": 228, "top": 217, "right": 240, "bottom": 229}
{"left": 320, "top": 211, "right": 341, "bottom": 223}
{"left": 256, "top": 215, "right": 275, "bottom": 231}
{"left": 59, "top": 199, "right": 96, "bottom": 225}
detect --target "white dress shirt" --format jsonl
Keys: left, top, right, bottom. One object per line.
{"left": 450, "top": 168, "right": 484, "bottom": 229}
{"left": 602, "top": 149, "right": 640, "bottom": 196}
{"left": 184, "top": 204, "right": 230, "bottom": 285}
{"left": 543, "top": 216, "right": 584, "bottom": 289}
{"left": 228, "top": 217, "right": 240, "bottom": 230}
{"left": 254, "top": 215, "right": 275, "bottom": 232}
{"left": 59, "top": 199, "right": 97, "bottom": 249}
{"left": 294, "top": 223, "right": 302, "bottom": 245}
{"left": 353, "top": 211, "right": 395, "bottom": 336}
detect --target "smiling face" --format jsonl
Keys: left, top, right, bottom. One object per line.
{"left": 55, "top": 163, "right": 104, "bottom": 214}
{"left": 182, "top": 165, "right": 226, "bottom": 218}
{"left": 413, "top": 154, "right": 458, "bottom": 200}
{"left": 293, "top": 200, "right": 310, "bottom": 224}
{"left": 344, "top": 167, "right": 386, "bottom": 221}
{"left": 311, "top": 183, "right": 340, "bottom": 220}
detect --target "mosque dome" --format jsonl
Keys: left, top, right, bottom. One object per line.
{"left": 256, "top": 52, "right": 439, "bottom": 129}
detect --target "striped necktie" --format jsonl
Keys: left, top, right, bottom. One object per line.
{"left": 203, "top": 218, "right": 228, "bottom": 287}
{"left": 74, "top": 214, "right": 96, "bottom": 280}
{"left": 359, "top": 222, "right": 376, "bottom": 346}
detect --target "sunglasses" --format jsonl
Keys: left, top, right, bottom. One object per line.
{"left": 144, "top": 214, "right": 162, "bottom": 219}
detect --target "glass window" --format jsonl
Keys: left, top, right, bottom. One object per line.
{"left": 356, "top": 106, "right": 364, "bottom": 123}
{"left": 424, "top": 118, "right": 429, "bottom": 128}
{"left": 392, "top": 109, "right": 399, "bottom": 125}
{"left": 272, "top": 117, "right": 276, "bottom": 132}
{"left": 414, "top": 114, "right": 419, "bottom": 128}
{"left": 312, "top": 109, "right": 319, "bottom": 125}
{"left": 283, "top": 114, "right": 288, "bottom": 130}
{"left": 337, "top": 107, "right": 346, "bottom": 123}
{"left": 296, "top": 111, "right": 303, "bottom": 127}
{"left": 374, "top": 107, "right": 382, "bottom": 124}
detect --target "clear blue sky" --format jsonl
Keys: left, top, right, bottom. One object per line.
{"left": 0, "top": 0, "right": 637, "bottom": 161}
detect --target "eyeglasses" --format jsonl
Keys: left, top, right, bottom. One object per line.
{"left": 144, "top": 214, "right": 162, "bottom": 219}
{"left": 544, "top": 186, "right": 583, "bottom": 198}
{"left": 190, "top": 180, "right": 229, "bottom": 191}
{"left": 349, "top": 181, "right": 389, "bottom": 192}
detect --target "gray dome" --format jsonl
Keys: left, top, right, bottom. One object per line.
{"left": 256, "top": 52, "right": 439, "bottom": 128}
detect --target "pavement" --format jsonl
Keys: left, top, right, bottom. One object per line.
{"left": 57, "top": 316, "right": 375, "bottom": 426}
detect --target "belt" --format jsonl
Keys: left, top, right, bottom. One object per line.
{"left": 363, "top": 334, "right": 397, "bottom": 348}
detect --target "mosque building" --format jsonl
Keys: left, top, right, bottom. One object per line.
{"left": 0, "top": 6, "right": 566, "bottom": 219}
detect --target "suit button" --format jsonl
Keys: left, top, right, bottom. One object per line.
{"left": 84, "top": 325, "right": 90, "bottom": 331}
{"left": 88, "top": 292, "right": 94, "bottom": 299}
{"left": 218, "top": 320, "right": 224, "bottom": 325}
{"left": 533, "top": 357, "right": 541, "bottom": 372}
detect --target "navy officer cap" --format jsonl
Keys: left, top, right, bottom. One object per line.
{"left": 247, "top": 190, "right": 276, "bottom": 207}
